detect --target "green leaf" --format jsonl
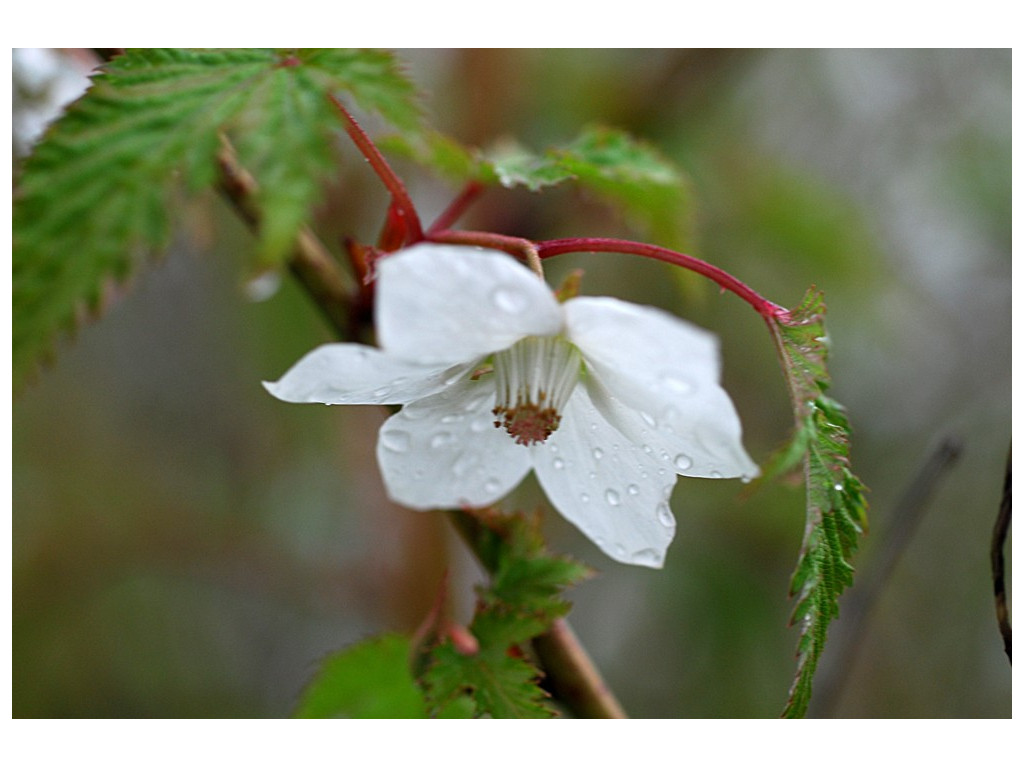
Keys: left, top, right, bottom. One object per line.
{"left": 484, "top": 139, "right": 573, "bottom": 191}
{"left": 13, "top": 47, "right": 419, "bottom": 390}
{"left": 294, "top": 634, "right": 426, "bottom": 718}
{"left": 554, "top": 126, "right": 695, "bottom": 250}
{"left": 422, "top": 510, "right": 590, "bottom": 718}
{"left": 424, "top": 624, "right": 554, "bottom": 719}
{"left": 766, "top": 288, "right": 868, "bottom": 718}
{"left": 383, "top": 125, "right": 694, "bottom": 248}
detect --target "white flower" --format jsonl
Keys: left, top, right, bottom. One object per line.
{"left": 264, "top": 243, "right": 758, "bottom": 568}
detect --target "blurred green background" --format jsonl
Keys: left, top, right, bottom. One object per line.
{"left": 13, "top": 49, "right": 1011, "bottom": 717}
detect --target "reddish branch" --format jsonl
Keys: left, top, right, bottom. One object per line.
{"left": 327, "top": 94, "right": 423, "bottom": 243}
{"left": 538, "top": 237, "right": 788, "bottom": 319}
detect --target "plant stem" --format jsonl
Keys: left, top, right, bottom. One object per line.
{"left": 216, "top": 138, "right": 355, "bottom": 338}
{"left": 428, "top": 181, "right": 485, "bottom": 234}
{"left": 328, "top": 94, "right": 423, "bottom": 243}
{"left": 446, "top": 509, "right": 628, "bottom": 718}
{"left": 992, "top": 447, "right": 1012, "bottom": 663}
{"left": 537, "top": 237, "right": 787, "bottom": 318}
{"left": 532, "top": 619, "right": 627, "bottom": 718}
{"left": 429, "top": 228, "right": 543, "bottom": 278}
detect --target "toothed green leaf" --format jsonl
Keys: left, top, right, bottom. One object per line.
{"left": 422, "top": 511, "right": 589, "bottom": 718}
{"left": 13, "top": 47, "right": 419, "bottom": 390}
{"left": 383, "top": 125, "right": 694, "bottom": 248}
{"left": 767, "top": 288, "right": 868, "bottom": 718}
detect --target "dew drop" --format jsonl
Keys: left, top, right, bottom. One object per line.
{"left": 642, "top": 444, "right": 654, "bottom": 455}
{"left": 710, "top": 470, "right": 723, "bottom": 479}
{"left": 631, "top": 548, "right": 664, "bottom": 567}
{"left": 605, "top": 489, "right": 621, "bottom": 506}
{"left": 656, "top": 503, "right": 675, "bottom": 528}
{"left": 580, "top": 492, "right": 590, "bottom": 503}
{"left": 673, "top": 453, "right": 693, "bottom": 471}
{"left": 627, "top": 484, "right": 640, "bottom": 496}
{"left": 244, "top": 271, "right": 282, "bottom": 302}
{"left": 491, "top": 285, "right": 529, "bottom": 314}
{"left": 470, "top": 417, "right": 491, "bottom": 433}
{"left": 440, "top": 413, "right": 463, "bottom": 424}
{"left": 372, "top": 385, "right": 391, "bottom": 399}
{"left": 640, "top": 411, "right": 657, "bottom": 428}
{"left": 381, "top": 430, "right": 411, "bottom": 452}
{"left": 659, "top": 372, "right": 695, "bottom": 396}
{"left": 430, "top": 431, "right": 456, "bottom": 449}
{"left": 741, "top": 474, "right": 753, "bottom": 484}
{"left": 552, "top": 457, "right": 565, "bottom": 470}
{"left": 452, "top": 454, "right": 474, "bottom": 477}
{"left": 401, "top": 401, "right": 430, "bottom": 420}
{"left": 588, "top": 471, "right": 598, "bottom": 480}
{"left": 834, "top": 482, "right": 844, "bottom": 492}
{"left": 592, "top": 447, "right": 604, "bottom": 460}
{"left": 615, "top": 544, "right": 627, "bottom": 558}
{"left": 484, "top": 477, "right": 502, "bottom": 494}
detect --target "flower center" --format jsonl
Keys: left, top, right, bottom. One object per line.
{"left": 491, "top": 335, "right": 582, "bottom": 446}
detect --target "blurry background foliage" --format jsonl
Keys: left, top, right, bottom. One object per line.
{"left": 13, "top": 49, "right": 1010, "bottom": 717}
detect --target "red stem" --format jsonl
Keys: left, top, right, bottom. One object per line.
{"left": 537, "top": 237, "right": 787, "bottom": 318}
{"left": 428, "top": 181, "right": 485, "bottom": 234}
{"left": 328, "top": 94, "right": 423, "bottom": 243}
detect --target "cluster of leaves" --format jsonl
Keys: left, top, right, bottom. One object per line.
{"left": 762, "top": 289, "right": 868, "bottom": 718}
{"left": 295, "top": 510, "right": 589, "bottom": 718}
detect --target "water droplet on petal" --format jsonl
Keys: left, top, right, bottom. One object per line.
{"left": 632, "top": 548, "right": 664, "bottom": 567}
{"left": 440, "top": 413, "right": 463, "bottom": 424}
{"left": 657, "top": 503, "right": 675, "bottom": 528}
{"left": 484, "top": 477, "right": 502, "bottom": 495}
{"left": 642, "top": 444, "right": 653, "bottom": 455}
{"left": 592, "top": 447, "right": 604, "bottom": 460}
{"left": 627, "top": 484, "right": 640, "bottom": 496}
{"left": 640, "top": 411, "right": 657, "bottom": 428}
{"left": 470, "top": 417, "right": 491, "bottom": 433}
{"left": 430, "top": 431, "right": 456, "bottom": 449}
{"left": 741, "top": 474, "right": 753, "bottom": 484}
{"left": 673, "top": 453, "right": 693, "bottom": 471}
{"left": 491, "top": 285, "right": 529, "bottom": 314}
{"left": 659, "top": 372, "right": 695, "bottom": 396}
{"left": 452, "top": 454, "right": 474, "bottom": 477}
{"left": 381, "top": 430, "right": 411, "bottom": 452}
{"left": 580, "top": 492, "right": 590, "bottom": 503}
{"left": 615, "top": 544, "right": 627, "bottom": 558}
{"left": 605, "top": 489, "right": 621, "bottom": 506}
{"left": 552, "top": 457, "right": 565, "bottom": 470}
{"left": 401, "top": 401, "right": 430, "bottom": 420}
{"left": 710, "top": 470, "right": 723, "bottom": 479}
{"left": 372, "top": 385, "right": 391, "bottom": 399}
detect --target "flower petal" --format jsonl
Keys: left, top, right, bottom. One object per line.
{"left": 567, "top": 297, "right": 758, "bottom": 479}
{"left": 377, "top": 378, "right": 532, "bottom": 510}
{"left": 376, "top": 244, "right": 563, "bottom": 365}
{"left": 263, "top": 343, "right": 471, "bottom": 405}
{"left": 532, "top": 386, "right": 677, "bottom": 569}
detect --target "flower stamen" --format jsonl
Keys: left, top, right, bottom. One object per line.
{"left": 492, "top": 336, "right": 581, "bottom": 446}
